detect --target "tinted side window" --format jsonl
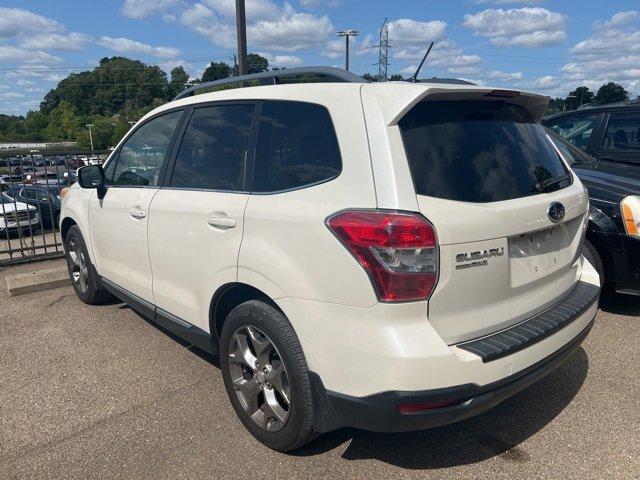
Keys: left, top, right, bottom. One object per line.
{"left": 170, "top": 105, "right": 254, "bottom": 191}
{"left": 253, "top": 101, "right": 341, "bottom": 192}
{"left": 603, "top": 115, "right": 640, "bottom": 150}
{"left": 107, "top": 110, "right": 182, "bottom": 187}
{"left": 545, "top": 114, "right": 598, "bottom": 151}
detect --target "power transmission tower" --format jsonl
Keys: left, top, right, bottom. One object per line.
{"left": 377, "top": 18, "right": 389, "bottom": 82}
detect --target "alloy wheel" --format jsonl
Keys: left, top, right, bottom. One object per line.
{"left": 68, "top": 237, "right": 89, "bottom": 293}
{"left": 227, "top": 325, "right": 292, "bottom": 432}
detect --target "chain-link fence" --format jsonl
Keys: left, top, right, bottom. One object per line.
{"left": 0, "top": 150, "right": 107, "bottom": 266}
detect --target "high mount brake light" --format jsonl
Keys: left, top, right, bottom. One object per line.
{"left": 326, "top": 210, "right": 438, "bottom": 302}
{"left": 484, "top": 89, "right": 520, "bottom": 98}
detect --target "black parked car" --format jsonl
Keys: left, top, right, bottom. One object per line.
{"left": 544, "top": 126, "right": 640, "bottom": 296}
{"left": 3, "top": 184, "right": 61, "bottom": 227}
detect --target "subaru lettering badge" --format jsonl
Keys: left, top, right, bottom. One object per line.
{"left": 547, "top": 202, "right": 566, "bottom": 223}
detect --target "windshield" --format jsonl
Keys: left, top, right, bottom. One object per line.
{"left": 399, "top": 101, "right": 571, "bottom": 203}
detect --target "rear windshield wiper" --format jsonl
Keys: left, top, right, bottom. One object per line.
{"left": 530, "top": 174, "right": 571, "bottom": 193}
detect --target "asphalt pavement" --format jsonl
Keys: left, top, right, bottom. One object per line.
{"left": 1, "top": 259, "right": 639, "bottom": 479}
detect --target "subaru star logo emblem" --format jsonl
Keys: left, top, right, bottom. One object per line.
{"left": 547, "top": 202, "right": 566, "bottom": 223}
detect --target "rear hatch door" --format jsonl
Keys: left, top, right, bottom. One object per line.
{"left": 397, "top": 96, "right": 588, "bottom": 344}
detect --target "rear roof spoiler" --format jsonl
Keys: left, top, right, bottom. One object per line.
{"left": 370, "top": 84, "right": 550, "bottom": 125}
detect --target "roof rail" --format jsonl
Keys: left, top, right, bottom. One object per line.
{"left": 173, "top": 66, "right": 367, "bottom": 100}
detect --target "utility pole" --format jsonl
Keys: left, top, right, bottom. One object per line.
{"left": 377, "top": 18, "right": 389, "bottom": 82}
{"left": 232, "top": 54, "right": 238, "bottom": 76}
{"left": 235, "top": 0, "right": 248, "bottom": 75}
{"left": 337, "top": 30, "right": 359, "bottom": 71}
{"left": 85, "top": 124, "right": 94, "bottom": 154}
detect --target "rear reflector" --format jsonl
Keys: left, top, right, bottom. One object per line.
{"left": 398, "top": 399, "right": 461, "bottom": 414}
{"left": 484, "top": 89, "right": 520, "bottom": 98}
{"left": 326, "top": 210, "right": 438, "bottom": 302}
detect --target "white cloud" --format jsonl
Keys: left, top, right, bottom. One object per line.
{"left": 594, "top": 10, "right": 638, "bottom": 30}
{"left": 486, "top": 70, "right": 523, "bottom": 81}
{"left": 19, "top": 32, "right": 92, "bottom": 52}
{"left": 250, "top": 11, "right": 332, "bottom": 51}
{"left": 0, "top": 46, "right": 61, "bottom": 64}
{"left": 3, "top": 65, "right": 65, "bottom": 83}
{"left": 561, "top": 11, "right": 640, "bottom": 96}
{"left": 0, "top": 7, "right": 61, "bottom": 38}
{"left": 201, "top": 0, "right": 281, "bottom": 22}
{"left": 259, "top": 52, "right": 303, "bottom": 67}
{"left": 121, "top": 0, "right": 182, "bottom": 19}
{"left": 463, "top": 7, "right": 566, "bottom": 47}
{"left": 98, "top": 36, "right": 181, "bottom": 58}
{"left": 473, "top": 0, "right": 545, "bottom": 4}
{"left": 322, "top": 34, "right": 375, "bottom": 60}
{"left": 299, "top": 0, "right": 341, "bottom": 7}
{"left": 525, "top": 75, "right": 560, "bottom": 89}
{"left": 180, "top": 0, "right": 332, "bottom": 52}
{"left": 393, "top": 38, "right": 482, "bottom": 77}
{"left": 388, "top": 19, "right": 447, "bottom": 46}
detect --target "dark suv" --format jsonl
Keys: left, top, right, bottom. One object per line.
{"left": 543, "top": 105, "right": 640, "bottom": 295}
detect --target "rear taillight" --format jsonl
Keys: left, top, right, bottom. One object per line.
{"left": 326, "top": 210, "right": 438, "bottom": 302}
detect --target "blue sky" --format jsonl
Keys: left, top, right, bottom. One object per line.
{"left": 2, "top": 0, "right": 640, "bottom": 115}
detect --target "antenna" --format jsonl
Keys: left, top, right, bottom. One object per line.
{"left": 411, "top": 42, "right": 435, "bottom": 83}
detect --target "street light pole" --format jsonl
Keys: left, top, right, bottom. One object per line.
{"left": 337, "top": 30, "right": 359, "bottom": 71}
{"left": 236, "top": 0, "right": 248, "bottom": 75}
{"left": 85, "top": 124, "right": 94, "bottom": 154}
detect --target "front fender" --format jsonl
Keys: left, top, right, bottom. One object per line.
{"left": 60, "top": 187, "right": 95, "bottom": 264}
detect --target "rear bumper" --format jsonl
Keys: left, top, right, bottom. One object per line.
{"left": 316, "top": 319, "right": 594, "bottom": 433}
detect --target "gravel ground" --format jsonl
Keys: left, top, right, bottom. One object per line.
{"left": 1, "top": 259, "right": 639, "bottom": 480}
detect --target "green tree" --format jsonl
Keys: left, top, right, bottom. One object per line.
{"left": 167, "top": 65, "right": 189, "bottom": 98}
{"left": 546, "top": 97, "right": 566, "bottom": 114}
{"left": 24, "top": 111, "right": 49, "bottom": 140}
{"left": 389, "top": 73, "right": 404, "bottom": 81}
{"left": 595, "top": 82, "right": 629, "bottom": 105}
{"left": 362, "top": 72, "right": 376, "bottom": 81}
{"left": 111, "top": 119, "right": 131, "bottom": 147}
{"left": 565, "top": 86, "right": 594, "bottom": 110}
{"left": 0, "top": 114, "right": 26, "bottom": 141}
{"left": 247, "top": 53, "right": 269, "bottom": 74}
{"left": 202, "top": 61, "right": 232, "bottom": 82}
{"left": 41, "top": 57, "right": 168, "bottom": 116}
{"left": 44, "top": 101, "right": 78, "bottom": 141}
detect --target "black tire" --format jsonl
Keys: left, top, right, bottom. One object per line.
{"left": 582, "top": 239, "right": 605, "bottom": 287}
{"left": 64, "top": 225, "right": 113, "bottom": 305}
{"left": 220, "top": 300, "right": 316, "bottom": 452}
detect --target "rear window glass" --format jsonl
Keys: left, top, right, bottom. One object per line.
{"left": 399, "top": 101, "right": 570, "bottom": 203}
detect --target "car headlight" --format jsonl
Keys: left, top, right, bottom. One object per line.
{"left": 621, "top": 196, "right": 640, "bottom": 237}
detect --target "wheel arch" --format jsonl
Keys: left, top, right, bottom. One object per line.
{"left": 209, "top": 282, "right": 285, "bottom": 346}
{"left": 60, "top": 216, "right": 77, "bottom": 243}
{"left": 586, "top": 204, "right": 619, "bottom": 282}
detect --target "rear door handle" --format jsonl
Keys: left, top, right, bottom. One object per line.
{"left": 208, "top": 216, "right": 236, "bottom": 229}
{"left": 129, "top": 208, "right": 147, "bottom": 219}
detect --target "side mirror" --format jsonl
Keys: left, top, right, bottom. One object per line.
{"left": 78, "top": 165, "right": 107, "bottom": 199}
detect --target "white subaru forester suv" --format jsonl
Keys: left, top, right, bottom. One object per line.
{"left": 60, "top": 67, "right": 600, "bottom": 451}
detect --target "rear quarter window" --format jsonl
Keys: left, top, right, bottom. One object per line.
{"left": 252, "top": 101, "right": 342, "bottom": 193}
{"left": 399, "top": 101, "right": 570, "bottom": 203}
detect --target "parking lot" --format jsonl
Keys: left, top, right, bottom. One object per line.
{"left": 1, "top": 258, "right": 638, "bottom": 480}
